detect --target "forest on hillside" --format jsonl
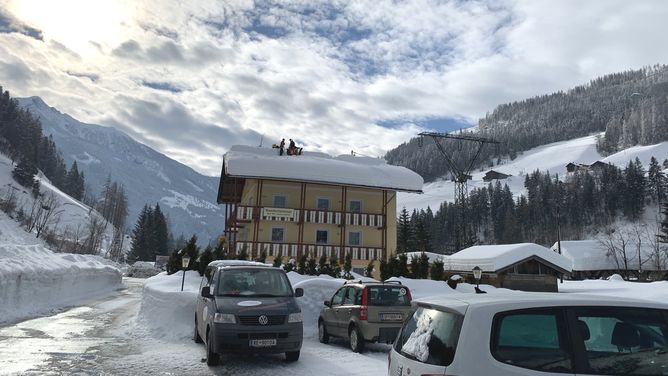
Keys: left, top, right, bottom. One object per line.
{"left": 386, "top": 65, "right": 668, "bottom": 182}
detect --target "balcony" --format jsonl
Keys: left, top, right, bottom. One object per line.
{"left": 233, "top": 205, "right": 385, "bottom": 228}
{"left": 235, "top": 241, "right": 383, "bottom": 261}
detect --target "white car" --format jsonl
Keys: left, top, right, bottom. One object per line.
{"left": 388, "top": 293, "right": 668, "bottom": 376}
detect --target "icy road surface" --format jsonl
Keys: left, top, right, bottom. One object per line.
{"left": 0, "top": 278, "right": 389, "bottom": 375}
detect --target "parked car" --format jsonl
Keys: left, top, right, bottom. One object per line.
{"left": 388, "top": 292, "right": 668, "bottom": 376}
{"left": 194, "top": 261, "right": 304, "bottom": 366}
{"left": 318, "top": 281, "right": 414, "bottom": 352}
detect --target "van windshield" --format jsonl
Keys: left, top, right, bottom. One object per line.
{"left": 216, "top": 268, "right": 293, "bottom": 297}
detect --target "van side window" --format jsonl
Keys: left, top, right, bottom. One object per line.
{"left": 491, "top": 309, "right": 573, "bottom": 373}
{"left": 573, "top": 307, "right": 668, "bottom": 375}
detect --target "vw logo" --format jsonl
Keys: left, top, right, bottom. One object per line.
{"left": 258, "top": 315, "right": 269, "bottom": 325}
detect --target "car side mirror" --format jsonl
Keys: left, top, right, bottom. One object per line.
{"left": 201, "top": 286, "right": 214, "bottom": 299}
{"left": 294, "top": 288, "right": 304, "bottom": 297}
{"left": 324, "top": 300, "right": 331, "bottom": 308}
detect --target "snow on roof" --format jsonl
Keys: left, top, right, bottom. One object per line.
{"left": 224, "top": 145, "right": 423, "bottom": 192}
{"left": 444, "top": 243, "right": 572, "bottom": 273}
{"left": 552, "top": 240, "right": 665, "bottom": 271}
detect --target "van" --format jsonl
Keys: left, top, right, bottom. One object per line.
{"left": 194, "top": 261, "right": 304, "bottom": 366}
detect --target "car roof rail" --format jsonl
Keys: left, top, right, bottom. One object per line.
{"left": 343, "top": 280, "right": 403, "bottom": 285}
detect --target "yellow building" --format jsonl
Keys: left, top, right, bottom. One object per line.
{"left": 216, "top": 145, "right": 423, "bottom": 278}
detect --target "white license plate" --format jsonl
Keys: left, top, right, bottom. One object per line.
{"left": 249, "top": 339, "right": 277, "bottom": 347}
{"left": 380, "top": 313, "right": 403, "bottom": 321}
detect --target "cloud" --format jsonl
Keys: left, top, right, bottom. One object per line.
{"left": 2, "top": 0, "right": 668, "bottom": 177}
{"left": 0, "top": 8, "right": 43, "bottom": 40}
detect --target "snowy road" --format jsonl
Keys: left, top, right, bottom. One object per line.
{"left": 0, "top": 278, "right": 389, "bottom": 375}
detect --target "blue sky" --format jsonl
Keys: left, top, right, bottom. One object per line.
{"left": 1, "top": 0, "right": 668, "bottom": 176}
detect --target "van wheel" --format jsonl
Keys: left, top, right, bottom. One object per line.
{"left": 194, "top": 317, "right": 203, "bottom": 343}
{"left": 206, "top": 329, "right": 220, "bottom": 366}
{"left": 318, "top": 320, "right": 330, "bottom": 344}
{"left": 349, "top": 325, "right": 365, "bottom": 353}
{"left": 285, "top": 351, "right": 300, "bottom": 361}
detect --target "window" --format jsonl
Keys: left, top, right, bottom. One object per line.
{"left": 217, "top": 269, "right": 293, "bottom": 297}
{"left": 273, "top": 195, "right": 287, "bottom": 208}
{"left": 317, "top": 198, "right": 330, "bottom": 210}
{"left": 271, "top": 227, "right": 284, "bottom": 242}
{"left": 343, "top": 287, "right": 356, "bottom": 305}
{"left": 492, "top": 309, "right": 573, "bottom": 373}
{"left": 349, "top": 200, "right": 362, "bottom": 213}
{"left": 331, "top": 287, "right": 347, "bottom": 306}
{"left": 573, "top": 307, "right": 668, "bottom": 376}
{"left": 348, "top": 231, "right": 361, "bottom": 246}
{"left": 394, "top": 307, "right": 463, "bottom": 366}
{"left": 316, "top": 230, "right": 328, "bottom": 244}
{"left": 367, "top": 286, "right": 411, "bottom": 306}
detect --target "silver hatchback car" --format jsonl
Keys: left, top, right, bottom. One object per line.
{"left": 389, "top": 293, "right": 668, "bottom": 376}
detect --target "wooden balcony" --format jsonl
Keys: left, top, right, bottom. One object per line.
{"left": 235, "top": 241, "right": 383, "bottom": 261}
{"left": 233, "top": 205, "right": 385, "bottom": 228}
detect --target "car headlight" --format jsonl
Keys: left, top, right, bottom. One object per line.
{"left": 214, "top": 313, "right": 236, "bottom": 324}
{"left": 288, "top": 312, "right": 303, "bottom": 323}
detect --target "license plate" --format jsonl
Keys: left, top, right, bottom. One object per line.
{"left": 249, "top": 339, "right": 277, "bottom": 347}
{"left": 380, "top": 313, "right": 403, "bottom": 321}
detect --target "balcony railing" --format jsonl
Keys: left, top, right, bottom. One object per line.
{"left": 235, "top": 241, "right": 383, "bottom": 261}
{"left": 233, "top": 205, "right": 384, "bottom": 227}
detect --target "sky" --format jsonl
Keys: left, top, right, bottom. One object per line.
{"left": 1, "top": 0, "right": 668, "bottom": 176}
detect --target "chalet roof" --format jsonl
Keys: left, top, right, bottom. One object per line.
{"left": 221, "top": 145, "right": 424, "bottom": 193}
{"left": 444, "top": 243, "right": 572, "bottom": 274}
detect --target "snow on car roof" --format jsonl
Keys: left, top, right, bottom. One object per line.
{"left": 444, "top": 243, "right": 572, "bottom": 273}
{"left": 224, "top": 145, "right": 423, "bottom": 193}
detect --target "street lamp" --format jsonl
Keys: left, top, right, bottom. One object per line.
{"left": 472, "top": 266, "right": 485, "bottom": 294}
{"left": 181, "top": 256, "right": 190, "bottom": 292}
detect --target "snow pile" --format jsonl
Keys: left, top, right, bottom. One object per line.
{"left": 0, "top": 212, "right": 122, "bottom": 325}
{"left": 560, "top": 278, "right": 668, "bottom": 301}
{"left": 126, "top": 261, "right": 161, "bottom": 278}
{"left": 291, "top": 276, "right": 346, "bottom": 336}
{"left": 135, "top": 270, "right": 202, "bottom": 341}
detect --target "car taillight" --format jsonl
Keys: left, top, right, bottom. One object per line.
{"left": 360, "top": 287, "right": 369, "bottom": 320}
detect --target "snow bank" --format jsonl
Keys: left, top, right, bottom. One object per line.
{"left": 0, "top": 213, "right": 122, "bottom": 325}
{"left": 135, "top": 270, "right": 202, "bottom": 341}
{"left": 560, "top": 278, "right": 668, "bottom": 302}
{"left": 126, "top": 261, "right": 161, "bottom": 278}
{"left": 291, "top": 277, "right": 346, "bottom": 336}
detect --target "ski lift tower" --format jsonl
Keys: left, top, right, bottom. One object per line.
{"left": 418, "top": 131, "right": 499, "bottom": 250}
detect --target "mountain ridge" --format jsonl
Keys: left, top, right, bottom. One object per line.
{"left": 17, "top": 96, "right": 224, "bottom": 244}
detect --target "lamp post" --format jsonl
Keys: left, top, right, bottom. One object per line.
{"left": 472, "top": 266, "right": 482, "bottom": 293}
{"left": 181, "top": 256, "right": 190, "bottom": 292}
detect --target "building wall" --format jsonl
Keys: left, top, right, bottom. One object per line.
{"left": 235, "top": 178, "right": 396, "bottom": 266}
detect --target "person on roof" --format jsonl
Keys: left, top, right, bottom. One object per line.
{"left": 279, "top": 138, "right": 285, "bottom": 156}
{"left": 287, "top": 139, "right": 303, "bottom": 156}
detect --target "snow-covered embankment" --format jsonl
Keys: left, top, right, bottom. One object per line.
{"left": 0, "top": 213, "right": 122, "bottom": 325}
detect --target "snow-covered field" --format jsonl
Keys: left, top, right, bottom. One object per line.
{"left": 0, "top": 211, "right": 122, "bottom": 325}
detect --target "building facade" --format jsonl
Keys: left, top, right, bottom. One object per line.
{"left": 217, "top": 146, "right": 423, "bottom": 278}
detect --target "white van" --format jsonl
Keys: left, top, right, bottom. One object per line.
{"left": 388, "top": 293, "right": 668, "bottom": 375}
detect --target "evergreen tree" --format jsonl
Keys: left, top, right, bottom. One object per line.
{"left": 379, "top": 257, "right": 390, "bottom": 281}
{"left": 397, "top": 207, "right": 413, "bottom": 253}
{"left": 213, "top": 236, "right": 226, "bottom": 260}
{"left": 297, "top": 255, "right": 307, "bottom": 275}
{"left": 317, "top": 254, "right": 330, "bottom": 276}
{"left": 182, "top": 234, "right": 200, "bottom": 270}
{"left": 306, "top": 256, "right": 318, "bottom": 276}
{"left": 256, "top": 249, "right": 267, "bottom": 263}
{"left": 273, "top": 250, "right": 283, "bottom": 268}
{"left": 152, "top": 203, "right": 169, "bottom": 257}
{"left": 648, "top": 156, "right": 666, "bottom": 203}
{"left": 418, "top": 252, "right": 430, "bottom": 279}
{"left": 198, "top": 245, "right": 214, "bottom": 275}
{"left": 396, "top": 253, "right": 409, "bottom": 277}
{"left": 659, "top": 202, "right": 668, "bottom": 244}
{"left": 329, "top": 254, "right": 341, "bottom": 278}
{"left": 365, "top": 260, "right": 375, "bottom": 278}
{"left": 128, "top": 205, "right": 151, "bottom": 262}
{"left": 343, "top": 252, "right": 352, "bottom": 279}
{"left": 12, "top": 158, "right": 37, "bottom": 188}
{"left": 236, "top": 245, "right": 248, "bottom": 260}
{"left": 430, "top": 260, "right": 444, "bottom": 280}
{"left": 409, "top": 255, "right": 419, "bottom": 278}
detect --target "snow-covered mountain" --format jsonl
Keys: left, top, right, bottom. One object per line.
{"left": 17, "top": 97, "right": 224, "bottom": 244}
{"left": 398, "top": 133, "right": 668, "bottom": 213}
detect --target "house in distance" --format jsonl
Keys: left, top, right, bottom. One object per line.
{"left": 216, "top": 145, "right": 423, "bottom": 278}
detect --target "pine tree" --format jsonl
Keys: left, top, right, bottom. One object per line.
{"left": 307, "top": 256, "right": 318, "bottom": 276}
{"left": 397, "top": 207, "right": 412, "bottom": 253}
{"left": 343, "top": 252, "right": 352, "bottom": 279}
{"left": 152, "top": 203, "right": 169, "bottom": 257}
{"left": 256, "top": 249, "right": 267, "bottom": 263}
{"left": 409, "top": 255, "right": 419, "bottom": 278}
{"left": 317, "top": 254, "right": 330, "bottom": 275}
{"left": 329, "top": 254, "right": 341, "bottom": 278}
{"left": 365, "top": 260, "right": 375, "bottom": 278}
{"left": 182, "top": 234, "right": 200, "bottom": 269}
{"left": 659, "top": 202, "right": 668, "bottom": 244}
{"left": 379, "top": 257, "right": 390, "bottom": 281}
{"left": 12, "top": 158, "right": 37, "bottom": 188}
{"left": 128, "top": 205, "right": 151, "bottom": 262}
{"left": 198, "top": 245, "right": 214, "bottom": 275}
{"left": 430, "top": 260, "right": 444, "bottom": 280}
{"left": 648, "top": 156, "right": 666, "bottom": 203}
{"left": 297, "top": 255, "right": 307, "bottom": 275}
{"left": 396, "top": 253, "right": 409, "bottom": 277}
{"left": 418, "top": 252, "right": 430, "bottom": 279}
{"left": 273, "top": 250, "right": 283, "bottom": 268}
